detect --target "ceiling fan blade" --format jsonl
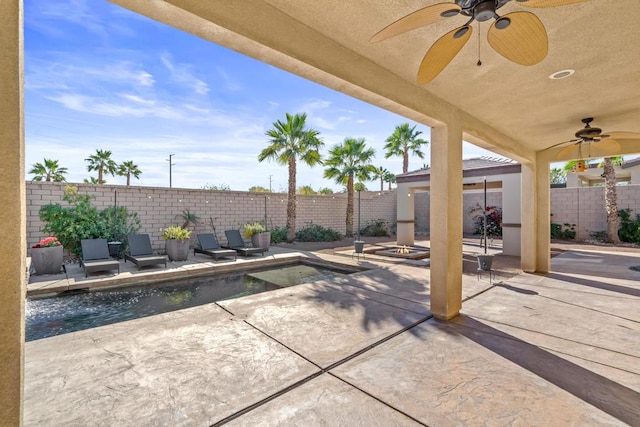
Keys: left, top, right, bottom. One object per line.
{"left": 370, "top": 3, "right": 462, "bottom": 43}
{"left": 488, "top": 11, "right": 548, "bottom": 65}
{"left": 556, "top": 143, "right": 580, "bottom": 161}
{"left": 587, "top": 138, "right": 622, "bottom": 158}
{"left": 516, "top": 0, "right": 590, "bottom": 8}
{"left": 417, "top": 25, "right": 472, "bottom": 84}
{"left": 602, "top": 131, "right": 640, "bottom": 140}
{"left": 545, "top": 138, "right": 579, "bottom": 150}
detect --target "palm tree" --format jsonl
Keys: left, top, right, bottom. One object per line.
{"left": 383, "top": 171, "right": 396, "bottom": 190}
{"left": 324, "top": 137, "right": 376, "bottom": 237}
{"left": 258, "top": 113, "right": 324, "bottom": 242}
{"left": 29, "top": 158, "right": 68, "bottom": 182}
{"left": 550, "top": 167, "right": 567, "bottom": 185}
{"left": 117, "top": 160, "right": 142, "bottom": 186}
{"left": 297, "top": 185, "right": 316, "bottom": 195}
{"left": 384, "top": 123, "right": 429, "bottom": 174}
{"left": 371, "top": 166, "right": 389, "bottom": 192}
{"left": 85, "top": 149, "right": 117, "bottom": 184}
{"left": 564, "top": 156, "right": 624, "bottom": 243}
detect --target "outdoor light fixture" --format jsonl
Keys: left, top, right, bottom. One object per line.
{"left": 549, "top": 69, "right": 575, "bottom": 80}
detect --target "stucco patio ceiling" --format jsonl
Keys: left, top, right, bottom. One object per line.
{"left": 111, "top": 0, "right": 640, "bottom": 162}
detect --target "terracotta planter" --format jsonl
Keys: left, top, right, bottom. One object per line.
{"left": 165, "top": 239, "right": 190, "bottom": 261}
{"left": 31, "top": 245, "right": 63, "bottom": 275}
{"left": 251, "top": 232, "right": 271, "bottom": 249}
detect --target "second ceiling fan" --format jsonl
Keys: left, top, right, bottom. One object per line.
{"left": 370, "top": 0, "right": 588, "bottom": 84}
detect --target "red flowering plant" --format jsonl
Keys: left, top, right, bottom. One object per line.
{"left": 470, "top": 204, "right": 503, "bottom": 237}
{"left": 32, "top": 236, "right": 62, "bottom": 248}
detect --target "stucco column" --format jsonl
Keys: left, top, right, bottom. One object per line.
{"left": 429, "top": 123, "right": 463, "bottom": 320}
{"left": 535, "top": 152, "right": 551, "bottom": 272}
{"left": 502, "top": 174, "right": 522, "bottom": 256}
{"left": 396, "top": 183, "right": 415, "bottom": 245}
{"left": 0, "top": 0, "right": 25, "bottom": 424}
{"left": 520, "top": 162, "right": 536, "bottom": 272}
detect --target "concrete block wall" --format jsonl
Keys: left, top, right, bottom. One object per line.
{"left": 26, "top": 182, "right": 397, "bottom": 254}
{"left": 550, "top": 186, "right": 640, "bottom": 239}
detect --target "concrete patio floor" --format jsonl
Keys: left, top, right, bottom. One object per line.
{"left": 24, "top": 241, "right": 640, "bottom": 426}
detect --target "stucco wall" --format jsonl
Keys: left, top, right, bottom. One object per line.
{"left": 26, "top": 182, "right": 397, "bottom": 254}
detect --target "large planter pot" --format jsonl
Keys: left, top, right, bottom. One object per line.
{"left": 31, "top": 245, "right": 63, "bottom": 275}
{"left": 477, "top": 253, "right": 494, "bottom": 271}
{"left": 251, "top": 232, "right": 271, "bottom": 250}
{"left": 165, "top": 239, "right": 190, "bottom": 261}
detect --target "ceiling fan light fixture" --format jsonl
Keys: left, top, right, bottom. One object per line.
{"left": 495, "top": 17, "right": 511, "bottom": 29}
{"left": 474, "top": 1, "right": 496, "bottom": 22}
{"left": 549, "top": 69, "right": 575, "bottom": 79}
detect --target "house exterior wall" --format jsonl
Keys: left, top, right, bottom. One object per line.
{"left": 26, "top": 182, "right": 397, "bottom": 255}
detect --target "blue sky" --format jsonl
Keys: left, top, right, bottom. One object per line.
{"left": 25, "top": 0, "right": 500, "bottom": 192}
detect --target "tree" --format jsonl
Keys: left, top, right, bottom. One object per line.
{"left": 324, "top": 137, "right": 376, "bottom": 237}
{"left": 383, "top": 171, "right": 396, "bottom": 190}
{"left": 354, "top": 182, "right": 367, "bottom": 192}
{"left": 384, "top": 123, "right": 429, "bottom": 174}
{"left": 248, "top": 186, "right": 271, "bottom": 193}
{"left": 84, "top": 177, "right": 101, "bottom": 185}
{"left": 564, "top": 157, "right": 624, "bottom": 243}
{"left": 258, "top": 113, "right": 324, "bottom": 242}
{"left": 29, "top": 158, "right": 68, "bottom": 182}
{"left": 550, "top": 167, "right": 567, "bottom": 185}
{"left": 202, "top": 183, "right": 231, "bottom": 191}
{"left": 317, "top": 187, "right": 334, "bottom": 195}
{"left": 297, "top": 185, "right": 316, "bottom": 195}
{"left": 85, "top": 149, "right": 117, "bottom": 185}
{"left": 117, "top": 160, "right": 141, "bottom": 186}
{"left": 371, "top": 166, "right": 389, "bottom": 192}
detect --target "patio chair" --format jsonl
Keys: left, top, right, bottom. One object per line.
{"left": 124, "top": 234, "right": 167, "bottom": 270}
{"left": 194, "top": 233, "right": 237, "bottom": 261}
{"left": 223, "top": 229, "right": 268, "bottom": 257}
{"left": 80, "top": 238, "right": 120, "bottom": 278}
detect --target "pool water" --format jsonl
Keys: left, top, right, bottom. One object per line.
{"left": 26, "top": 263, "right": 350, "bottom": 341}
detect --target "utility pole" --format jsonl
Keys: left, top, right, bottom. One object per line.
{"left": 269, "top": 175, "right": 273, "bottom": 192}
{"left": 167, "top": 154, "right": 175, "bottom": 188}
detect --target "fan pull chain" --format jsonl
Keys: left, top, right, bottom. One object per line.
{"left": 477, "top": 22, "right": 482, "bottom": 66}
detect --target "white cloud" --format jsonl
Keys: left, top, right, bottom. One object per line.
{"left": 160, "top": 54, "right": 209, "bottom": 95}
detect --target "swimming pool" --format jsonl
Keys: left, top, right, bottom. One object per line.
{"left": 26, "top": 262, "right": 355, "bottom": 341}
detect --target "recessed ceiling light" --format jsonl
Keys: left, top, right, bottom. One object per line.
{"left": 549, "top": 69, "right": 575, "bottom": 80}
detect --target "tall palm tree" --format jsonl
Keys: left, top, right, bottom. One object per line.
{"left": 384, "top": 123, "right": 429, "bottom": 174}
{"left": 383, "top": 170, "right": 396, "bottom": 190}
{"left": 324, "top": 138, "right": 376, "bottom": 237}
{"left": 29, "top": 158, "right": 68, "bottom": 182}
{"left": 258, "top": 113, "right": 324, "bottom": 242}
{"left": 85, "top": 149, "right": 117, "bottom": 184}
{"left": 564, "top": 156, "right": 624, "bottom": 243}
{"left": 371, "top": 166, "right": 389, "bottom": 192}
{"left": 118, "top": 160, "right": 142, "bottom": 186}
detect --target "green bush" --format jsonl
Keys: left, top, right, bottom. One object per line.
{"left": 241, "top": 221, "right": 266, "bottom": 238}
{"left": 269, "top": 226, "right": 288, "bottom": 244}
{"left": 360, "top": 219, "right": 390, "bottom": 237}
{"left": 162, "top": 226, "right": 192, "bottom": 240}
{"left": 295, "top": 222, "right": 342, "bottom": 242}
{"left": 39, "top": 185, "right": 141, "bottom": 257}
{"left": 550, "top": 222, "right": 576, "bottom": 240}
{"left": 618, "top": 209, "right": 640, "bottom": 244}
{"left": 469, "top": 204, "right": 502, "bottom": 237}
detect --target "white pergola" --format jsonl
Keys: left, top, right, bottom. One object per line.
{"left": 2, "top": 1, "right": 640, "bottom": 422}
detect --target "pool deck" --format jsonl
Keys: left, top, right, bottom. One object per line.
{"left": 24, "top": 241, "right": 640, "bottom": 426}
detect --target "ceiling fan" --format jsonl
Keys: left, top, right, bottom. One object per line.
{"left": 370, "top": 0, "right": 589, "bottom": 84}
{"left": 548, "top": 117, "right": 640, "bottom": 162}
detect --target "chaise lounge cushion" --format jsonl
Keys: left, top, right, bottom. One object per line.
{"left": 81, "top": 238, "right": 120, "bottom": 278}
{"left": 195, "top": 234, "right": 237, "bottom": 261}
{"left": 223, "top": 230, "right": 268, "bottom": 257}
{"left": 124, "top": 234, "right": 167, "bottom": 270}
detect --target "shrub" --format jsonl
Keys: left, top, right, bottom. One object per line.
{"left": 162, "top": 226, "right": 192, "bottom": 240}
{"left": 241, "top": 222, "right": 266, "bottom": 238}
{"left": 469, "top": 204, "right": 502, "bottom": 237}
{"left": 550, "top": 222, "right": 576, "bottom": 240}
{"left": 360, "top": 219, "right": 390, "bottom": 237}
{"left": 295, "top": 222, "right": 342, "bottom": 242}
{"left": 589, "top": 230, "right": 608, "bottom": 242}
{"left": 39, "top": 185, "right": 140, "bottom": 257}
{"left": 618, "top": 209, "right": 640, "bottom": 244}
{"left": 269, "top": 226, "right": 288, "bottom": 244}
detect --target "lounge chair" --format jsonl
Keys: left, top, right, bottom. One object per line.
{"left": 124, "top": 234, "right": 167, "bottom": 270}
{"left": 224, "top": 229, "right": 268, "bottom": 257}
{"left": 80, "top": 238, "right": 120, "bottom": 278}
{"left": 194, "top": 233, "right": 237, "bottom": 261}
